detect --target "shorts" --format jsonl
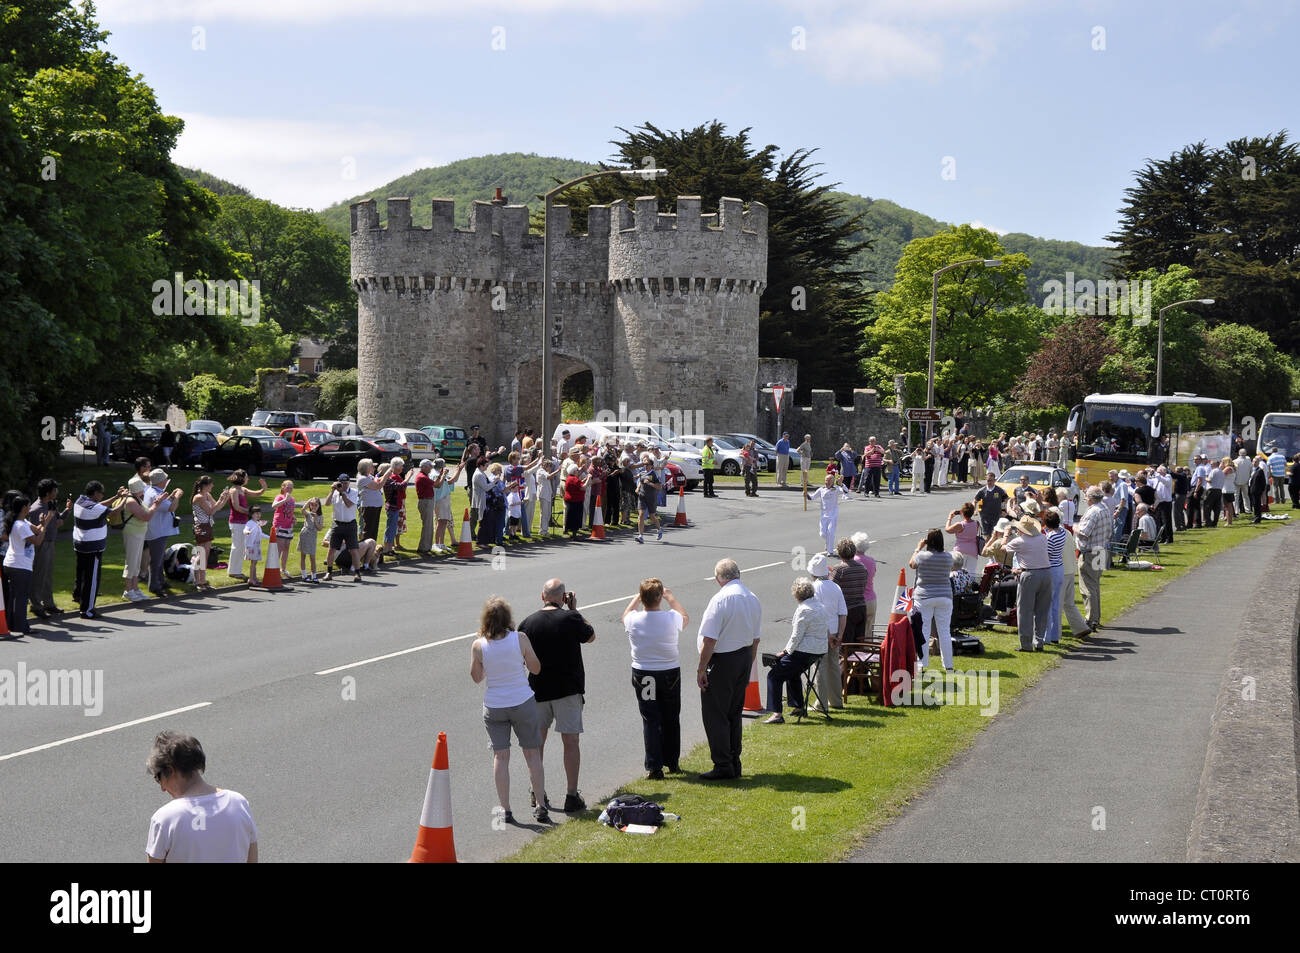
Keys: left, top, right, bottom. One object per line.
{"left": 275, "top": 526, "right": 293, "bottom": 541}
{"left": 483, "top": 697, "right": 543, "bottom": 751}
{"left": 330, "top": 520, "right": 358, "bottom": 550}
{"left": 535, "top": 693, "right": 584, "bottom": 735}
{"left": 639, "top": 496, "right": 658, "bottom": 516}
{"left": 434, "top": 497, "right": 452, "bottom": 521}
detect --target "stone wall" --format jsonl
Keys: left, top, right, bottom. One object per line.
{"left": 258, "top": 369, "right": 320, "bottom": 415}
{"left": 761, "top": 388, "right": 907, "bottom": 458}
{"left": 352, "top": 194, "right": 767, "bottom": 440}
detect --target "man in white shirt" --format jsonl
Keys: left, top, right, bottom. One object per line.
{"left": 696, "top": 558, "right": 762, "bottom": 780}
{"left": 324, "top": 474, "right": 363, "bottom": 581}
{"left": 1204, "top": 459, "right": 1226, "bottom": 527}
{"left": 808, "top": 553, "right": 846, "bottom": 711}
{"left": 807, "top": 474, "right": 849, "bottom": 555}
{"left": 1234, "top": 449, "right": 1252, "bottom": 514}
{"left": 1152, "top": 465, "right": 1174, "bottom": 543}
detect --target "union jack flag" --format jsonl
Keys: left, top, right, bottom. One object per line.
{"left": 893, "top": 585, "right": 914, "bottom": 616}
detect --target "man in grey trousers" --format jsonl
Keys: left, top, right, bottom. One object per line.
{"left": 696, "top": 558, "right": 763, "bottom": 780}
{"left": 1074, "top": 486, "right": 1110, "bottom": 630}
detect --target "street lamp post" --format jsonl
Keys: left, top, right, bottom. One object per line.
{"left": 1154, "top": 298, "right": 1214, "bottom": 396}
{"left": 541, "top": 167, "right": 666, "bottom": 451}
{"left": 926, "top": 258, "right": 1002, "bottom": 441}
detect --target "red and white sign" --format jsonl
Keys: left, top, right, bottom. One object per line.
{"left": 772, "top": 385, "right": 786, "bottom": 411}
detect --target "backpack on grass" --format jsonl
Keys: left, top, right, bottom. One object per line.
{"left": 601, "top": 794, "right": 665, "bottom": 828}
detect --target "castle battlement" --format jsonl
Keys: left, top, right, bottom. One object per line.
{"left": 352, "top": 190, "right": 768, "bottom": 442}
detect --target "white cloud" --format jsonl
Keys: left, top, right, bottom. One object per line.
{"left": 171, "top": 112, "right": 500, "bottom": 210}
{"left": 805, "top": 20, "right": 944, "bottom": 83}
{"left": 966, "top": 219, "right": 1008, "bottom": 236}
{"left": 97, "top": 0, "right": 674, "bottom": 23}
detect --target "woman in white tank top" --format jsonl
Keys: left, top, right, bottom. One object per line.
{"left": 471, "top": 597, "right": 550, "bottom": 824}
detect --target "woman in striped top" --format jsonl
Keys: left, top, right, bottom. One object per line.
{"left": 1043, "top": 510, "right": 1068, "bottom": 645}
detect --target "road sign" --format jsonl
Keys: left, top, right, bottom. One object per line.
{"left": 772, "top": 385, "right": 786, "bottom": 411}
{"left": 905, "top": 408, "right": 942, "bottom": 422}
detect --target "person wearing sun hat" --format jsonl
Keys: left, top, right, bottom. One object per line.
{"left": 1005, "top": 511, "right": 1052, "bottom": 651}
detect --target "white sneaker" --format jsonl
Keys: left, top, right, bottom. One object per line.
{"left": 128, "top": 590, "right": 146, "bottom": 602}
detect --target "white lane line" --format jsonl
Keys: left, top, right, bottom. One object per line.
{"left": 316, "top": 560, "right": 791, "bottom": 675}
{"left": 0, "top": 702, "right": 212, "bottom": 763}
{"left": 315, "top": 633, "right": 478, "bottom": 675}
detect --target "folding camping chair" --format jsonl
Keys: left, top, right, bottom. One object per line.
{"left": 1106, "top": 530, "right": 1141, "bottom": 566}
{"left": 794, "top": 654, "right": 830, "bottom": 723}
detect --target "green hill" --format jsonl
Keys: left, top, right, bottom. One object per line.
{"left": 315, "top": 152, "right": 597, "bottom": 234}
{"left": 177, "top": 165, "right": 253, "bottom": 198}
{"left": 308, "top": 153, "right": 1112, "bottom": 295}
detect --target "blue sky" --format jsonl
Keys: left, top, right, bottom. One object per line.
{"left": 95, "top": 0, "right": 1298, "bottom": 246}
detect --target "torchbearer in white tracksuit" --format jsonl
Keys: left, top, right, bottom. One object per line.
{"left": 806, "top": 474, "right": 849, "bottom": 556}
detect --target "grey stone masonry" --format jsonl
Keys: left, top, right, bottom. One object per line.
{"left": 350, "top": 194, "right": 767, "bottom": 442}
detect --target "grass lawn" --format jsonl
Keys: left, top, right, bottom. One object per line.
{"left": 510, "top": 516, "right": 1291, "bottom": 863}
{"left": 34, "top": 459, "right": 633, "bottom": 611}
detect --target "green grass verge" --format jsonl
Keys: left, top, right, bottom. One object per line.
{"left": 35, "top": 459, "right": 634, "bottom": 610}
{"left": 509, "top": 516, "right": 1291, "bottom": 863}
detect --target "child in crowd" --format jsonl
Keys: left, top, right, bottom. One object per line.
{"left": 506, "top": 484, "right": 523, "bottom": 539}
{"left": 298, "top": 496, "right": 324, "bottom": 582}
{"left": 271, "top": 480, "right": 297, "bottom": 577}
{"left": 244, "top": 504, "right": 266, "bottom": 587}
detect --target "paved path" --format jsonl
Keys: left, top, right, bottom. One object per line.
{"left": 851, "top": 525, "right": 1293, "bottom": 863}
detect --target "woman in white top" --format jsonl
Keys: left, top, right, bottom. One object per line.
{"left": 146, "top": 731, "right": 257, "bottom": 863}
{"left": 470, "top": 597, "right": 549, "bottom": 824}
{"left": 3, "top": 495, "right": 56, "bottom": 635}
{"left": 622, "top": 578, "right": 690, "bottom": 779}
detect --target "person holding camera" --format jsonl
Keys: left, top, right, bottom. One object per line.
{"left": 324, "top": 474, "right": 363, "bottom": 582}
{"left": 517, "top": 579, "right": 595, "bottom": 814}
{"left": 622, "top": 578, "right": 689, "bottom": 779}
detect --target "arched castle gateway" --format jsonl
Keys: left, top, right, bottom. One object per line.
{"left": 349, "top": 193, "right": 768, "bottom": 440}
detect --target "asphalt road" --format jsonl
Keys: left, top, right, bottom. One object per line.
{"left": 1, "top": 481, "right": 964, "bottom": 862}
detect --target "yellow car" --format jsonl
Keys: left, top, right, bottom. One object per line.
{"left": 995, "top": 463, "right": 1081, "bottom": 508}
{"left": 217, "top": 425, "right": 276, "bottom": 445}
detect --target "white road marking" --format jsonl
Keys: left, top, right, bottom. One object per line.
{"left": 316, "top": 561, "right": 791, "bottom": 675}
{"left": 0, "top": 702, "right": 213, "bottom": 763}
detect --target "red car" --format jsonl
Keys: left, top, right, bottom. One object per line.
{"left": 280, "top": 428, "right": 335, "bottom": 455}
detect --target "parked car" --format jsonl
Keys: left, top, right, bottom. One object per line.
{"left": 314, "top": 418, "right": 363, "bottom": 438}
{"left": 419, "top": 425, "right": 468, "bottom": 460}
{"left": 174, "top": 430, "right": 220, "bottom": 469}
{"left": 217, "top": 425, "right": 275, "bottom": 445}
{"left": 188, "top": 419, "right": 224, "bottom": 435}
{"left": 995, "top": 464, "right": 1081, "bottom": 509}
{"left": 200, "top": 434, "right": 297, "bottom": 476}
{"left": 111, "top": 421, "right": 165, "bottom": 461}
{"left": 251, "top": 409, "right": 317, "bottom": 430}
{"left": 280, "top": 427, "right": 336, "bottom": 455}
{"left": 722, "top": 433, "right": 779, "bottom": 472}
{"left": 374, "top": 427, "right": 435, "bottom": 460}
{"left": 283, "top": 437, "right": 406, "bottom": 481}
{"left": 678, "top": 434, "right": 769, "bottom": 476}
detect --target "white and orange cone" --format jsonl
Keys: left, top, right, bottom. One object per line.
{"left": 456, "top": 509, "right": 475, "bottom": 559}
{"left": 888, "top": 568, "right": 910, "bottom": 624}
{"left": 409, "top": 731, "right": 457, "bottom": 863}
{"left": 743, "top": 653, "right": 764, "bottom": 712}
{"left": 674, "top": 485, "right": 688, "bottom": 527}
{"left": 590, "top": 495, "right": 606, "bottom": 540}
{"left": 262, "top": 537, "right": 283, "bottom": 590}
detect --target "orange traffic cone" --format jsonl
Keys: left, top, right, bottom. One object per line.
{"left": 0, "top": 572, "right": 10, "bottom": 637}
{"left": 888, "top": 568, "right": 910, "bottom": 624}
{"left": 262, "top": 537, "right": 283, "bottom": 590}
{"left": 674, "top": 485, "right": 688, "bottom": 526}
{"left": 743, "top": 653, "right": 764, "bottom": 711}
{"left": 590, "top": 496, "right": 606, "bottom": 540}
{"left": 456, "top": 509, "right": 475, "bottom": 559}
{"left": 409, "top": 731, "right": 457, "bottom": 863}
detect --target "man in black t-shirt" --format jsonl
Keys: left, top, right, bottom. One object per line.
{"left": 974, "top": 472, "right": 1009, "bottom": 540}
{"left": 517, "top": 578, "right": 596, "bottom": 813}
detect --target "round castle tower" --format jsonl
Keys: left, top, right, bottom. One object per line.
{"left": 350, "top": 194, "right": 767, "bottom": 440}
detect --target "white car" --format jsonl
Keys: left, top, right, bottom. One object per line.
{"left": 375, "top": 427, "right": 436, "bottom": 459}
{"left": 315, "top": 419, "right": 363, "bottom": 437}
{"left": 188, "top": 419, "right": 224, "bottom": 434}
{"left": 678, "top": 435, "right": 769, "bottom": 476}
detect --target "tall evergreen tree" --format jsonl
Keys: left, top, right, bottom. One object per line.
{"left": 543, "top": 122, "right": 873, "bottom": 401}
